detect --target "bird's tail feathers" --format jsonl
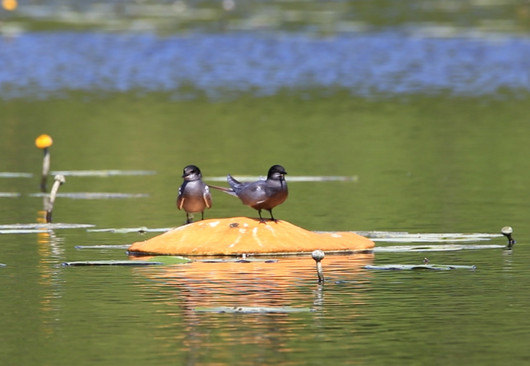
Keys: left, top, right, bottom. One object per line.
{"left": 227, "top": 174, "right": 243, "bottom": 190}
{"left": 208, "top": 184, "right": 237, "bottom": 196}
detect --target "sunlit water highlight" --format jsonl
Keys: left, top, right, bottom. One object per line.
{"left": 1, "top": 31, "right": 529, "bottom": 100}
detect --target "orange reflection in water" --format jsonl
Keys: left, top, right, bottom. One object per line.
{"left": 36, "top": 209, "right": 49, "bottom": 244}
{"left": 36, "top": 208, "right": 64, "bottom": 337}
{"left": 132, "top": 253, "right": 374, "bottom": 358}
{"left": 133, "top": 253, "right": 373, "bottom": 311}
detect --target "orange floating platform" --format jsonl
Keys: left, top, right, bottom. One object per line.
{"left": 128, "top": 217, "right": 375, "bottom": 256}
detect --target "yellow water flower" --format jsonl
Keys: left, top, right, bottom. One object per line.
{"left": 2, "top": 0, "right": 18, "bottom": 11}
{"left": 35, "top": 134, "right": 53, "bottom": 149}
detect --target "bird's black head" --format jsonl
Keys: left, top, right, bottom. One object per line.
{"left": 267, "top": 165, "right": 287, "bottom": 180}
{"left": 182, "top": 165, "right": 202, "bottom": 180}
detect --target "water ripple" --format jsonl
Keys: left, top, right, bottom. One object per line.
{"left": 1, "top": 31, "right": 529, "bottom": 99}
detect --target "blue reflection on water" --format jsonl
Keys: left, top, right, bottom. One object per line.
{"left": 0, "top": 31, "right": 529, "bottom": 99}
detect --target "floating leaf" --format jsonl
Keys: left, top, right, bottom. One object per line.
{"left": 364, "top": 264, "right": 477, "bottom": 271}
{"left": 354, "top": 231, "right": 501, "bottom": 243}
{"left": 0, "top": 229, "right": 52, "bottom": 234}
{"left": 206, "top": 175, "right": 357, "bottom": 182}
{"left": 87, "top": 227, "right": 171, "bottom": 233}
{"left": 194, "top": 306, "right": 315, "bottom": 314}
{"left": 0, "top": 223, "right": 94, "bottom": 234}
{"left": 373, "top": 244, "right": 506, "bottom": 252}
{"left": 30, "top": 192, "right": 149, "bottom": 199}
{"left": 0, "top": 172, "right": 32, "bottom": 178}
{"left": 75, "top": 245, "right": 131, "bottom": 250}
{"left": 145, "top": 256, "right": 192, "bottom": 264}
{"left": 51, "top": 170, "right": 156, "bottom": 177}
{"left": 0, "top": 192, "right": 21, "bottom": 198}
{"left": 197, "top": 258, "right": 278, "bottom": 263}
{"left": 61, "top": 260, "right": 163, "bottom": 266}
{"left": 0, "top": 223, "right": 94, "bottom": 229}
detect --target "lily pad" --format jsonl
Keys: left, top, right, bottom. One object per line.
{"left": 0, "top": 172, "right": 32, "bottom": 178}
{"left": 145, "top": 256, "right": 192, "bottom": 264}
{"left": 194, "top": 306, "right": 315, "bottom": 314}
{"left": 51, "top": 170, "right": 156, "bottom": 177}
{"left": 0, "top": 223, "right": 95, "bottom": 229}
{"left": 0, "top": 192, "right": 21, "bottom": 198}
{"left": 197, "top": 258, "right": 278, "bottom": 263}
{"left": 0, "top": 229, "right": 52, "bottom": 234}
{"left": 373, "top": 244, "right": 506, "bottom": 252}
{"left": 61, "top": 260, "right": 163, "bottom": 266}
{"left": 206, "top": 175, "right": 357, "bottom": 182}
{"left": 30, "top": 192, "right": 149, "bottom": 199}
{"left": 0, "top": 223, "right": 94, "bottom": 234}
{"left": 364, "top": 264, "right": 477, "bottom": 271}
{"left": 352, "top": 231, "right": 502, "bottom": 242}
{"left": 75, "top": 245, "right": 132, "bottom": 250}
{"left": 87, "top": 227, "right": 171, "bottom": 233}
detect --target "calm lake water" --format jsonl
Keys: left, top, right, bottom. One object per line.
{"left": 1, "top": 1, "right": 530, "bottom": 365}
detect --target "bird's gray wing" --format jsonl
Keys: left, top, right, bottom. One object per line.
{"left": 203, "top": 185, "right": 213, "bottom": 208}
{"left": 176, "top": 185, "right": 185, "bottom": 210}
{"left": 236, "top": 181, "right": 269, "bottom": 205}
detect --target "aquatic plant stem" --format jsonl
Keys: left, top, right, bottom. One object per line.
{"left": 501, "top": 226, "right": 516, "bottom": 248}
{"left": 40, "top": 148, "right": 50, "bottom": 192}
{"left": 46, "top": 175, "right": 65, "bottom": 223}
{"left": 312, "top": 250, "right": 325, "bottom": 283}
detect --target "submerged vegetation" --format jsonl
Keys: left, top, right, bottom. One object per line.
{"left": 1, "top": 0, "right": 529, "bottom": 35}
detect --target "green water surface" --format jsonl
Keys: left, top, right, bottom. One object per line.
{"left": 1, "top": 93, "right": 530, "bottom": 365}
